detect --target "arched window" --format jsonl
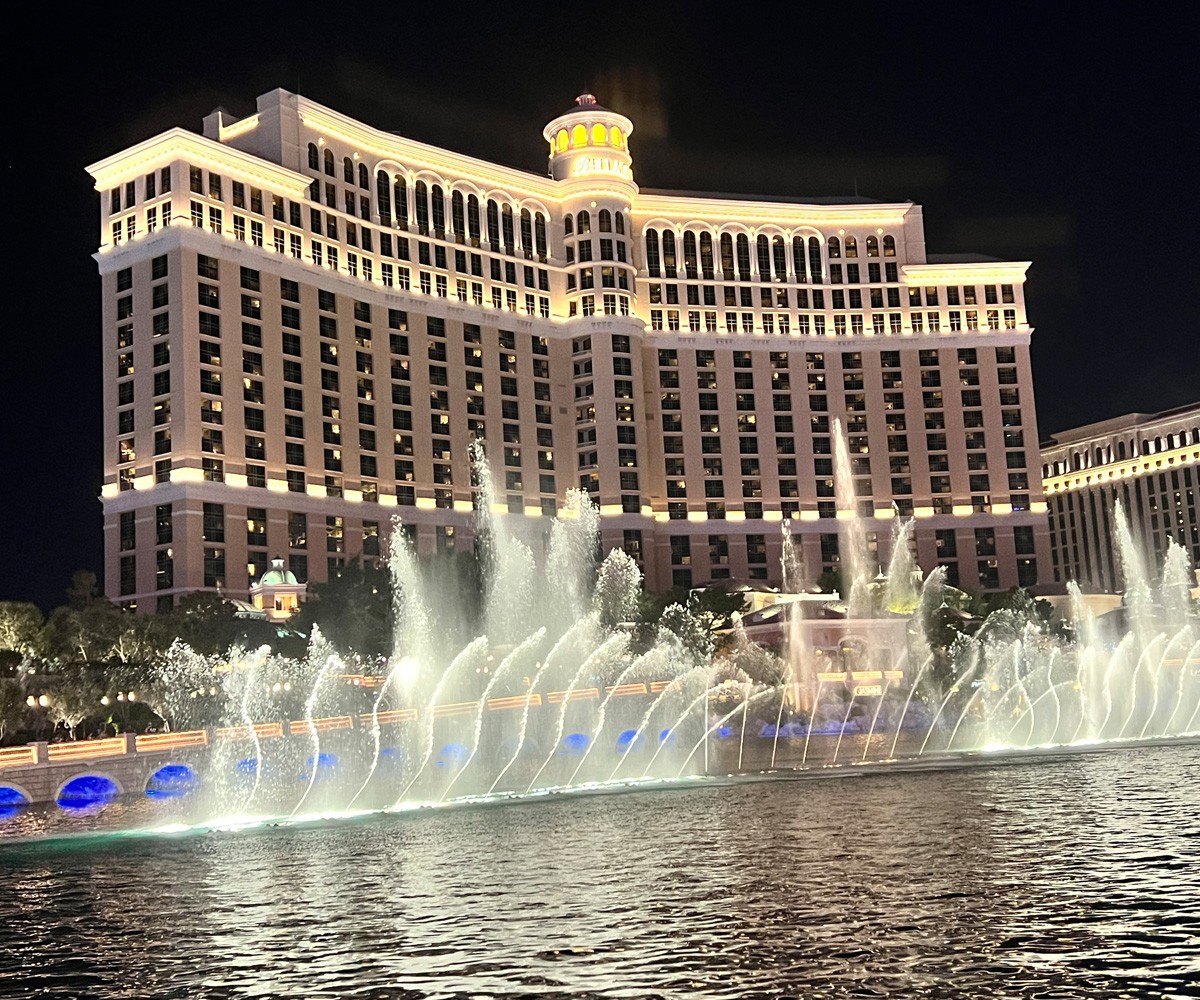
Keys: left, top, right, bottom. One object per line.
{"left": 720, "top": 234, "right": 734, "bottom": 278}
{"left": 682, "top": 231, "right": 698, "bottom": 277}
{"left": 699, "top": 232, "right": 714, "bottom": 279}
{"left": 772, "top": 236, "right": 787, "bottom": 281}
{"left": 866, "top": 235, "right": 879, "bottom": 257}
{"left": 614, "top": 211, "right": 625, "bottom": 235}
{"left": 828, "top": 236, "right": 841, "bottom": 259}
{"left": 1117, "top": 440, "right": 1127, "bottom": 460}
{"left": 358, "top": 163, "right": 369, "bottom": 189}
{"left": 736, "top": 234, "right": 751, "bottom": 281}
{"left": 572, "top": 124, "right": 587, "bottom": 146}
{"left": 501, "top": 204, "right": 515, "bottom": 254}
{"left": 323, "top": 148, "right": 335, "bottom": 176}
{"left": 808, "top": 237, "right": 822, "bottom": 283}
{"left": 430, "top": 185, "right": 445, "bottom": 236}
{"left": 662, "top": 231, "right": 678, "bottom": 278}
{"left": 451, "top": 191, "right": 465, "bottom": 238}
{"left": 793, "top": 236, "right": 807, "bottom": 281}
{"left": 376, "top": 171, "right": 392, "bottom": 227}
{"left": 308, "top": 143, "right": 319, "bottom": 170}
{"left": 577, "top": 210, "right": 591, "bottom": 234}
{"left": 844, "top": 235, "right": 858, "bottom": 258}
{"left": 556, "top": 129, "right": 568, "bottom": 153}
{"left": 883, "top": 235, "right": 896, "bottom": 257}
{"left": 592, "top": 123, "right": 607, "bottom": 145}
{"left": 414, "top": 181, "right": 429, "bottom": 234}
{"left": 467, "top": 195, "right": 481, "bottom": 244}
{"left": 611, "top": 126, "right": 623, "bottom": 148}
{"left": 535, "top": 213, "right": 547, "bottom": 260}
{"left": 486, "top": 199, "right": 500, "bottom": 247}
{"left": 645, "top": 229, "right": 661, "bottom": 277}
{"left": 343, "top": 157, "right": 354, "bottom": 184}
{"left": 520, "top": 208, "right": 533, "bottom": 256}
{"left": 564, "top": 213, "right": 574, "bottom": 237}
{"left": 394, "top": 178, "right": 409, "bottom": 228}
{"left": 599, "top": 209, "right": 612, "bottom": 232}
{"left": 756, "top": 235, "right": 771, "bottom": 280}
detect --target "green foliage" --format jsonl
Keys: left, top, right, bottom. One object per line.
{"left": 167, "top": 592, "right": 242, "bottom": 655}
{"left": 815, "top": 568, "right": 844, "bottom": 596}
{"left": 39, "top": 660, "right": 106, "bottom": 740}
{"left": 688, "top": 587, "right": 747, "bottom": 626}
{"left": 0, "top": 676, "right": 30, "bottom": 742}
{"left": 293, "top": 560, "right": 393, "bottom": 657}
{"left": 592, "top": 549, "right": 643, "bottom": 629}
{"left": 657, "top": 603, "right": 714, "bottom": 661}
{"left": 0, "top": 602, "right": 43, "bottom": 655}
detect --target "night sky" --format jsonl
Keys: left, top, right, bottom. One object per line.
{"left": 5, "top": 7, "right": 1194, "bottom": 612}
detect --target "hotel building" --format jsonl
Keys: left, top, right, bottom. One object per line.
{"left": 89, "top": 89, "right": 1051, "bottom": 610}
{"left": 1041, "top": 404, "right": 1200, "bottom": 590}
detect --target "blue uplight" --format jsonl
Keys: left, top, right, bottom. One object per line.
{"left": 146, "top": 763, "right": 199, "bottom": 799}
{"left": 57, "top": 774, "right": 120, "bottom": 811}
{"left": 559, "top": 732, "right": 590, "bottom": 756}
{"left": 0, "top": 785, "right": 29, "bottom": 821}
{"left": 717, "top": 726, "right": 734, "bottom": 739}
{"left": 615, "top": 729, "right": 641, "bottom": 752}
{"left": 300, "top": 752, "right": 339, "bottom": 782}
{"left": 658, "top": 729, "right": 676, "bottom": 746}
{"left": 236, "top": 757, "right": 259, "bottom": 775}
{"left": 436, "top": 743, "right": 470, "bottom": 768}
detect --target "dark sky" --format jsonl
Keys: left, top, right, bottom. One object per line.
{"left": 5, "top": 6, "right": 1195, "bottom": 612}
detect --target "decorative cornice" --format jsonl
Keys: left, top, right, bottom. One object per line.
{"left": 86, "top": 128, "right": 311, "bottom": 197}
{"left": 903, "top": 261, "right": 1031, "bottom": 285}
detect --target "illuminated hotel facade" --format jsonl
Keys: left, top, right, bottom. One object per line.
{"left": 1040, "top": 404, "right": 1200, "bottom": 590}
{"left": 89, "top": 89, "right": 1051, "bottom": 610}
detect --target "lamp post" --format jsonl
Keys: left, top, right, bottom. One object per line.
{"left": 25, "top": 693, "right": 52, "bottom": 740}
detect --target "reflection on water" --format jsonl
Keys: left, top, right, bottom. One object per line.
{"left": 2, "top": 743, "right": 1199, "bottom": 999}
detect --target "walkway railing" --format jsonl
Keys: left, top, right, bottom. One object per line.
{"left": 0, "top": 680, "right": 671, "bottom": 769}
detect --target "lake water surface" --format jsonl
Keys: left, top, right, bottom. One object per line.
{"left": 2, "top": 743, "right": 1198, "bottom": 998}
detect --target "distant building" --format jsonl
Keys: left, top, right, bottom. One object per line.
{"left": 1040, "top": 403, "right": 1200, "bottom": 590}
{"left": 88, "top": 88, "right": 1051, "bottom": 610}
{"left": 248, "top": 557, "right": 306, "bottom": 621}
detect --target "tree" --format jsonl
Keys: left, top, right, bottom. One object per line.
{"left": 37, "top": 601, "right": 123, "bottom": 666}
{"left": 592, "top": 549, "right": 642, "bottom": 628}
{"left": 0, "top": 675, "right": 30, "bottom": 744}
{"left": 0, "top": 602, "right": 43, "bottom": 656}
{"left": 169, "top": 592, "right": 242, "bottom": 655}
{"left": 815, "top": 567, "right": 845, "bottom": 596}
{"left": 42, "top": 661, "right": 105, "bottom": 740}
{"left": 658, "top": 603, "right": 713, "bottom": 661}
{"left": 293, "top": 560, "right": 393, "bottom": 656}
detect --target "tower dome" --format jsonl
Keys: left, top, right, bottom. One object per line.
{"left": 543, "top": 93, "right": 635, "bottom": 186}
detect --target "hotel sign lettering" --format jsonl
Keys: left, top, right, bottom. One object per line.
{"left": 571, "top": 156, "right": 632, "bottom": 180}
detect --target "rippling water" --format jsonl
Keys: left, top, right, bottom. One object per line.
{"left": 2, "top": 743, "right": 1199, "bottom": 998}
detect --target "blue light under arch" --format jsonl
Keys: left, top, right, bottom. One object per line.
{"left": 299, "top": 752, "right": 339, "bottom": 782}
{"left": 560, "top": 733, "right": 590, "bottom": 756}
{"left": 146, "top": 763, "right": 199, "bottom": 799}
{"left": 57, "top": 774, "right": 120, "bottom": 811}
{"left": 436, "top": 743, "right": 470, "bottom": 768}
{"left": 615, "top": 729, "right": 642, "bottom": 752}
{"left": 0, "top": 785, "right": 30, "bottom": 821}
